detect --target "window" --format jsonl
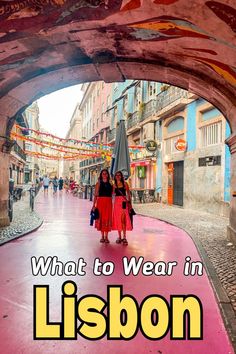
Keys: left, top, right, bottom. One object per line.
{"left": 148, "top": 82, "right": 156, "bottom": 99}
{"left": 199, "top": 121, "right": 222, "bottom": 147}
{"left": 25, "top": 143, "right": 32, "bottom": 151}
{"left": 123, "top": 95, "right": 128, "bottom": 113}
{"left": 114, "top": 106, "right": 118, "bottom": 126}
{"left": 134, "top": 83, "right": 141, "bottom": 110}
{"left": 164, "top": 116, "right": 185, "bottom": 155}
{"left": 167, "top": 117, "right": 184, "bottom": 134}
{"left": 165, "top": 134, "right": 185, "bottom": 154}
{"left": 107, "top": 95, "right": 110, "bottom": 108}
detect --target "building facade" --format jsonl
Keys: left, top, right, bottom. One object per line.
{"left": 110, "top": 81, "right": 162, "bottom": 192}
{"left": 158, "top": 97, "right": 231, "bottom": 216}
{"left": 110, "top": 81, "right": 231, "bottom": 216}
{"left": 10, "top": 115, "right": 28, "bottom": 185}
{"left": 79, "top": 81, "right": 113, "bottom": 185}
{"left": 22, "top": 102, "right": 41, "bottom": 183}
{"left": 67, "top": 79, "right": 230, "bottom": 216}
{"left": 63, "top": 103, "right": 83, "bottom": 181}
{"left": 39, "top": 127, "right": 61, "bottom": 179}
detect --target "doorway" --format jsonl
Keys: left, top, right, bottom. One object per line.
{"left": 167, "top": 161, "right": 184, "bottom": 206}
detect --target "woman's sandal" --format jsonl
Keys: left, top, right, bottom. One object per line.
{"left": 100, "top": 238, "right": 105, "bottom": 243}
{"left": 105, "top": 239, "right": 110, "bottom": 243}
{"left": 116, "top": 238, "right": 122, "bottom": 244}
{"left": 122, "top": 238, "right": 128, "bottom": 245}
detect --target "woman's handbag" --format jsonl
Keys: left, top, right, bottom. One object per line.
{"left": 117, "top": 188, "right": 136, "bottom": 225}
{"left": 129, "top": 207, "right": 136, "bottom": 216}
{"left": 90, "top": 208, "right": 99, "bottom": 226}
{"left": 122, "top": 201, "right": 127, "bottom": 209}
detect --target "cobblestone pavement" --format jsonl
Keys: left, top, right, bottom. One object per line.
{"left": 135, "top": 203, "right": 236, "bottom": 315}
{"left": 0, "top": 194, "right": 43, "bottom": 245}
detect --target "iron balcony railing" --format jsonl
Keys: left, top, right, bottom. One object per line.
{"left": 107, "top": 128, "right": 116, "bottom": 142}
{"left": 140, "top": 99, "right": 157, "bottom": 122}
{"left": 127, "top": 111, "right": 140, "bottom": 130}
{"left": 80, "top": 157, "right": 104, "bottom": 168}
{"left": 13, "top": 142, "right": 26, "bottom": 161}
{"left": 156, "top": 86, "right": 188, "bottom": 112}
{"left": 128, "top": 87, "right": 188, "bottom": 127}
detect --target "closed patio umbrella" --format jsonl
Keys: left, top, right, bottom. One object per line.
{"left": 110, "top": 120, "right": 131, "bottom": 180}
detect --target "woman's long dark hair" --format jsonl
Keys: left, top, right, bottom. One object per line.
{"left": 98, "top": 169, "right": 111, "bottom": 183}
{"left": 114, "top": 171, "right": 125, "bottom": 188}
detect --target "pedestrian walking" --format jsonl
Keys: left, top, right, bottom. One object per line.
{"left": 58, "top": 177, "right": 64, "bottom": 192}
{"left": 43, "top": 175, "right": 50, "bottom": 195}
{"left": 69, "top": 177, "right": 76, "bottom": 192}
{"left": 52, "top": 176, "right": 59, "bottom": 194}
{"left": 92, "top": 169, "right": 113, "bottom": 243}
{"left": 112, "top": 171, "right": 133, "bottom": 245}
{"left": 64, "top": 176, "right": 69, "bottom": 193}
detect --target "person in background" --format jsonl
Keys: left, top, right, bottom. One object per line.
{"left": 64, "top": 176, "right": 69, "bottom": 193}
{"left": 43, "top": 175, "right": 50, "bottom": 195}
{"left": 69, "top": 178, "right": 76, "bottom": 192}
{"left": 52, "top": 176, "right": 59, "bottom": 194}
{"left": 92, "top": 169, "right": 113, "bottom": 243}
{"left": 112, "top": 171, "right": 133, "bottom": 245}
{"left": 58, "top": 177, "right": 64, "bottom": 192}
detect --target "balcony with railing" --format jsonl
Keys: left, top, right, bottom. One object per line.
{"left": 156, "top": 86, "right": 189, "bottom": 115}
{"left": 107, "top": 128, "right": 116, "bottom": 143}
{"left": 80, "top": 156, "right": 104, "bottom": 169}
{"left": 127, "top": 87, "right": 189, "bottom": 130}
{"left": 140, "top": 99, "right": 157, "bottom": 123}
{"left": 127, "top": 111, "right": 140, "bottom": 131}
{"left": 13, "top": 142, "right": 26, "bottom": 161}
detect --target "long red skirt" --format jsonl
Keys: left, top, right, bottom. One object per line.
{"left": 112, "top": 196, "right": 133, "bottom": 231}
{"left": 95, "top": 197, "right": 112, "bottom": 232}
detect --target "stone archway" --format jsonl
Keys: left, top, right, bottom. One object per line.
{"left": 0, "top": 0, "right": 236, "bottom": 242}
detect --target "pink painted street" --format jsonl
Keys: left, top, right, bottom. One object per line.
{"left": 0, "top": 192, "right": 233, "bottom": 354}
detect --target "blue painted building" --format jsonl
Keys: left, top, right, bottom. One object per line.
{"left": 110, "top": 81, "right": 231, "bottom": 216}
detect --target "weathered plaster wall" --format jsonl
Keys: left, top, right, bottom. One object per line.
{"left": 184, "top": 147, "right": 229, "bottom": 216}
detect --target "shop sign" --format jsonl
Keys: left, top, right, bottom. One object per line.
{"left": 175, "top": 138, "right": 187, "bottom": 152}
{"left": 145, "top": 140, "right": 158, "bottom": 152}
{"left": 137, "top": 166, "right": 146, "bottom": 178}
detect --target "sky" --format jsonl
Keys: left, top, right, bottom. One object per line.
{"left": 37, "top": 84, "right": 83, "bottom": 138}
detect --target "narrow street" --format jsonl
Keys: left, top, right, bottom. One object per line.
{"left": 0, "top": 191, "right": 233, "bottom": 354}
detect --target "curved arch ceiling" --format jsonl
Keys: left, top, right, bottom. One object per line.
{"left": 0, "top": 0, "right": 236, "bottom": 127}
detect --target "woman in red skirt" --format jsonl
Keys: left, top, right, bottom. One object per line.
{"left": 92, "top": 169, "right": 113, "bottom": 243}
{"left": 112, "top": 171, "right": 133, "bottom": 245}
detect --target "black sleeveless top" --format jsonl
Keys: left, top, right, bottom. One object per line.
{"left": 98, "top": 181, "right": 112, "bottom": 197}
{"left": 115, "top": 185, "right": 126, "bottom": 197}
